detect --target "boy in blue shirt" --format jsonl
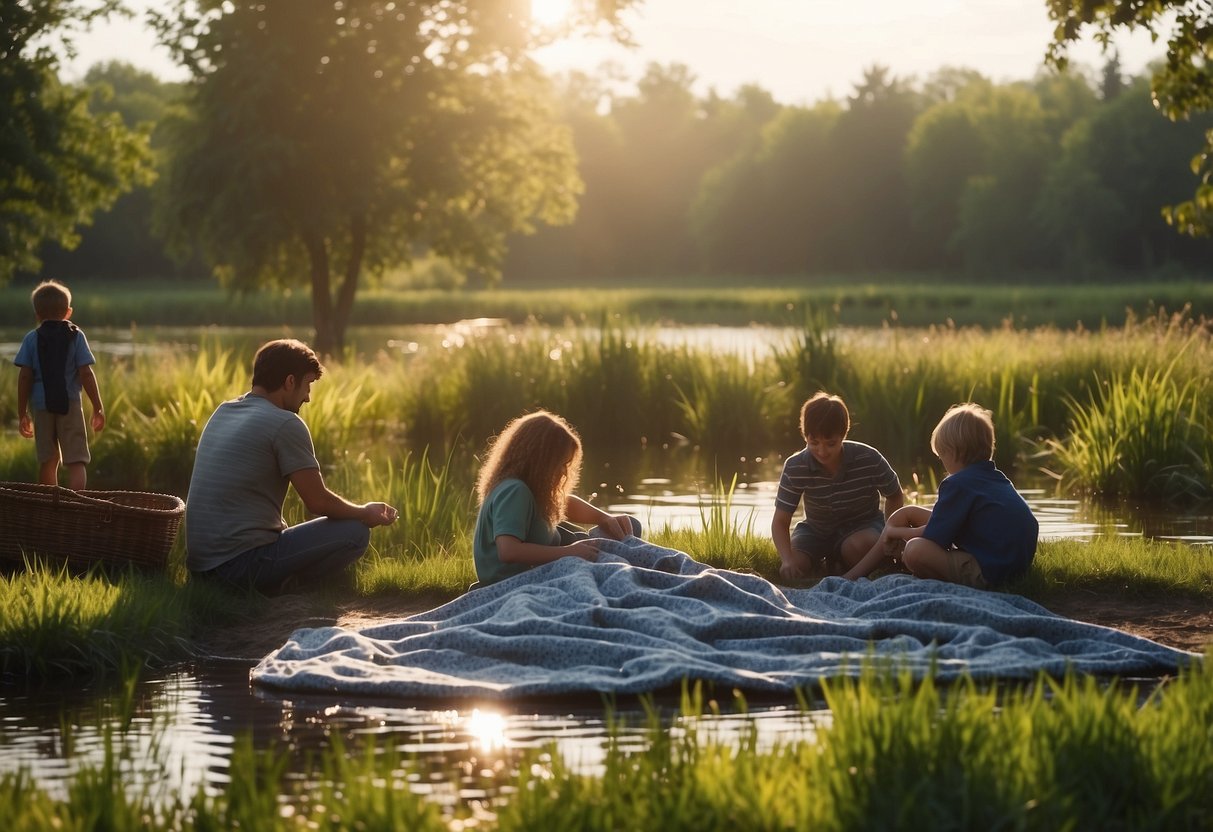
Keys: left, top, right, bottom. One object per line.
{"left": 842, "top": 402, "right": 1038, "bottom": 588}
{"left": 14, "top": 280, "right": 106, "bottom": 490}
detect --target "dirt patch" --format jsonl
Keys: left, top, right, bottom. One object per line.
{"left": 193, "top": 588, "right": 1212, "bottom": 665}
{"left": 1036, "top": 592, "right": 1213, "bottom": 654}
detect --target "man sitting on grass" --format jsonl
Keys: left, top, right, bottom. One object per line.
{"left": 185, "top": 339, "right": 398, "bottom": 594}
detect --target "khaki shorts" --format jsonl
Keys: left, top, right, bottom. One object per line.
{"left": 33, "top": 402, "right": 91, "bottom": 465}
{"left": 944, "top": 548, "right": 989, "bottom": 590}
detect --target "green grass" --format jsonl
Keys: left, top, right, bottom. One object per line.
{"left": 0, "top": 559, "right": 244, "bottom": 679}
{"left": 1014, "top": 537, "right": 1213, "bottom": 600}
{"left": 3, "top": 658, "right": 1210, "bottom": 830}
{"left": 499, "top": 663, "right": 1213, "bottom": 830}
{"left": 4, "top": 277, "right": 1213, "bottom": 329}
{"left": 1047, "top": 352, "right": 1211, "bottom": 501}
{"left": 3, "top": 310, "right": 1212, "bottom": 682}
{"left": 5, "top": 308, "right": 1212, "bottom": 498}
{"left": 3, "top": 520, "right": 1208, "bottom": 685}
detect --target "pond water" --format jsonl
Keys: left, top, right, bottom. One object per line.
{"left": 3, "top": 478, "right": 1208, "bottom": 810}
{"left": 3, "top": 321, "right": 1210, "bottom": 810}
{"left": 0, "top": 320, "right": 805, "bottom": 364}
{"left": 1, "top": 659, "right": 831, "bottom": 809}
{"left": 606, "top": 470, "right": 1213, "bottom": 546}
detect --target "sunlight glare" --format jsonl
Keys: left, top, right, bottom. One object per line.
{"left": 531, "top": 0, "right": 573, "bottom": 28}
{"left": 465, "top": 708, "right": 508, "bottom": 753}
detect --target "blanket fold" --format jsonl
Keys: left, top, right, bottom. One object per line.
{"left": 251, "top": 538, "right": 1195, "bottom": 700}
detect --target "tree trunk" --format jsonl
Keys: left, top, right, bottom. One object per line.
{"left": 332, "top": 213, "right": 367, "bottom": 351}
{"left": 303, "top": 230, "right": 337, "bottom": 356}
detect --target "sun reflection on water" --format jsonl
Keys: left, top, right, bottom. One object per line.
{"left": 465, "top": 708, "right": 509, "bottom": 753}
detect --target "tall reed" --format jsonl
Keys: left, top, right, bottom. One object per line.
{"left": 5, "top": 659, "right": 1209, "bottom": 829}
{"left": 5, "top": 309, "right": 1211, "bottom": 503}
{"left": 1047, "top": 355, "right": 1210, "bottom": 501}
{"left": 0, "top": 561, "right": 240, "bottom": 678}
{"left": 651, "top": 474, "right": 780, "bottom": 574}
{"left": 496, "top": 660, "right": 1213, "bottom": 830}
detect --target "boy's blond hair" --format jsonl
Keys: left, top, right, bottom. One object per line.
{"left": 31, "top": 280, "right": 71, "bottom": 320}
{"left": 931, "top": 403, "right": 995, "bottom": 466}
{"left": 476, "top": 410, "right": 583, "bottom": 527}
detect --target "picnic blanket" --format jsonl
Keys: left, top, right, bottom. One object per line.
{"left": 251, "top": 538, "right": 1197, "bottom": 700}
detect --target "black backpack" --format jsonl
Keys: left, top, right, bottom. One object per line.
{"left": 35, "top": 320, "right": 79, "bottom": 415}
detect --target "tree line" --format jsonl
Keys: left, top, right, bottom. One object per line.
{"left": 6, "top": 2, "right": 1213, "bottom": 352}
{"left": 33, "top": 57, "right": 1213, "bottom": 292}
{"left": 504, "top": 59, "right": 1213, "bottom": 282}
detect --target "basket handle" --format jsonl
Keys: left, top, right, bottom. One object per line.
{"left": 50, "top": 485, "right": 116, "bottom": 507}
{"left": 51, "top": 485, "right": 116, "bottom": 521}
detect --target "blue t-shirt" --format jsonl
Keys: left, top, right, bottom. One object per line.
{"left": 774, "top": 441, "right": 902, "bottom": 532}
{"left": 921, "top": 460, "right": 1039, "bottom": 586}
{"left": 473, "top": 478, "right": 560, "bottom": 585}
{"left": 13, "top": 325, "right": 96, "bottom": 412}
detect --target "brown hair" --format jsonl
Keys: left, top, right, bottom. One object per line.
{"left": 931, "top": 402, "right": 995, "bottom": 466}
{"left": 800, "top": 391, "right": 850, "bottom": 439}
{"left": 476, "top": 410, "right": 583, "bottom": 527}
{"left": 251, "top": 339, "right": 324, "bottom": 392}
{"left": 31, "top": 280, "right": 71, "bottom": 320}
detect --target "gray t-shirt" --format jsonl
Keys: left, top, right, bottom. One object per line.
{"left": 185, "top": 394, "right": 319, "bottom": 571}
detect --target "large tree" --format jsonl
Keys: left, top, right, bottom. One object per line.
{"left": 39, "top": 61, "right": 191, "bottom": 281}
{"left": 1, "top": 0, "right": 153, "bottom": 281}
{"left": 153, "top": 0, "right": 635, "bottom": 354}
{"left": 1046, "top": 0, "right": 1213, "bottom": 235}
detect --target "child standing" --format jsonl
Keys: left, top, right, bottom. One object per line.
{"left": 14, "top": 280, "right": 105, "bottom": 489}
{"left": 842, "top": 402, "right": 1038, "bottom": 588}
{"left": 772, "top": 391, "right": 904, "bottom": 581}
{"left": 473, "top": 410, "right": 641, "bottom": 586}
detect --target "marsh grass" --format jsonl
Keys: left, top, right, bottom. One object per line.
{"left": 4, "top": 313, "right": 1213, "bottom": 681}
{"left": 4, "top": 658, "right": 1209, "bottom": 830}
{"left": 5, "top": 308, "right": 1212, "bottom": 499}
{"left": 5, "top": 278, "right": 1213, "bottom": 330}
{"left": 0, "top": 560, "right": 241, "bottom": 679}
{"left": 1014, "top": 537, "right": 1213, "bottom": 599}
{"left": 493, "top": 661, "right": 1213, "bottom": 830}
{"left": 1047, "top": 354, "right": 1211, "bottom": 502}
{"left": 650, "top": 475, "right": 780, "bottom": 574}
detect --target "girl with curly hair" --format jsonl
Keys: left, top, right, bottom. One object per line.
{"left": 472, "top": 410, "right": 641, "bottom": 586}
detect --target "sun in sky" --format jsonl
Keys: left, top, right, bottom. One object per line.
{"left": 531, "top": 0, "right": 575, "bottom": 29}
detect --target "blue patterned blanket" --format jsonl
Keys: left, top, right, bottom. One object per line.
{"left": 251, "top": 538, "right": 1196, "bottom": 699}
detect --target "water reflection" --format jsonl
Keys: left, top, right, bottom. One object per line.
{"left": 599, "top": 468, "right": 1213, "bottom": 546}
{"left": 2, "top": 320, "right": 1210, "bottom": 806}
{"left": 0, "top": 659, "right": 831, "bottom": 809}
{"left": 0, "top": 320, "right": 800, "bottom": 365}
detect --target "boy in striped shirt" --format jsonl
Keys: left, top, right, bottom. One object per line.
{"left": 772, "top": 391, "right": 904, "bottom": 581}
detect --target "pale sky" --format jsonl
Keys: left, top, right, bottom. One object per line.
{"left": 63, "top": 0, "right": 1165, "bottom": 104}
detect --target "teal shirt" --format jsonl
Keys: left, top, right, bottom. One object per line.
{"left": 473, "top": 478, "right": 560, "bottom": 585}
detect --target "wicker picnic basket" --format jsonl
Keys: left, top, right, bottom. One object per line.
{"left": 0, "top": 482, "right": 185, "bottom": 571}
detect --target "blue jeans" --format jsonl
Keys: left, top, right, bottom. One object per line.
{"left": 202, "top": 517, "right": 371, "bottom": 593}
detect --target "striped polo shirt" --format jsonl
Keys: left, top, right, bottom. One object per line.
{"left": 774, "top": 440, "right": 902, "bottom": 532}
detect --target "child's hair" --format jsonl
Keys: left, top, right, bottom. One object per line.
{"left": 31, "top": 280, "right": 71, "bottom": 320}
{"left": 252, "top": 339, "right": 324, "bottom": 391}
{"left": 476, "top": 410, "right": 583, "bottom": 527}
{"left": 800, "top": 391, "right": 850, "bottom": 439}
{"left": 931, "top": 402, "right": 995, "bottom": 465}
